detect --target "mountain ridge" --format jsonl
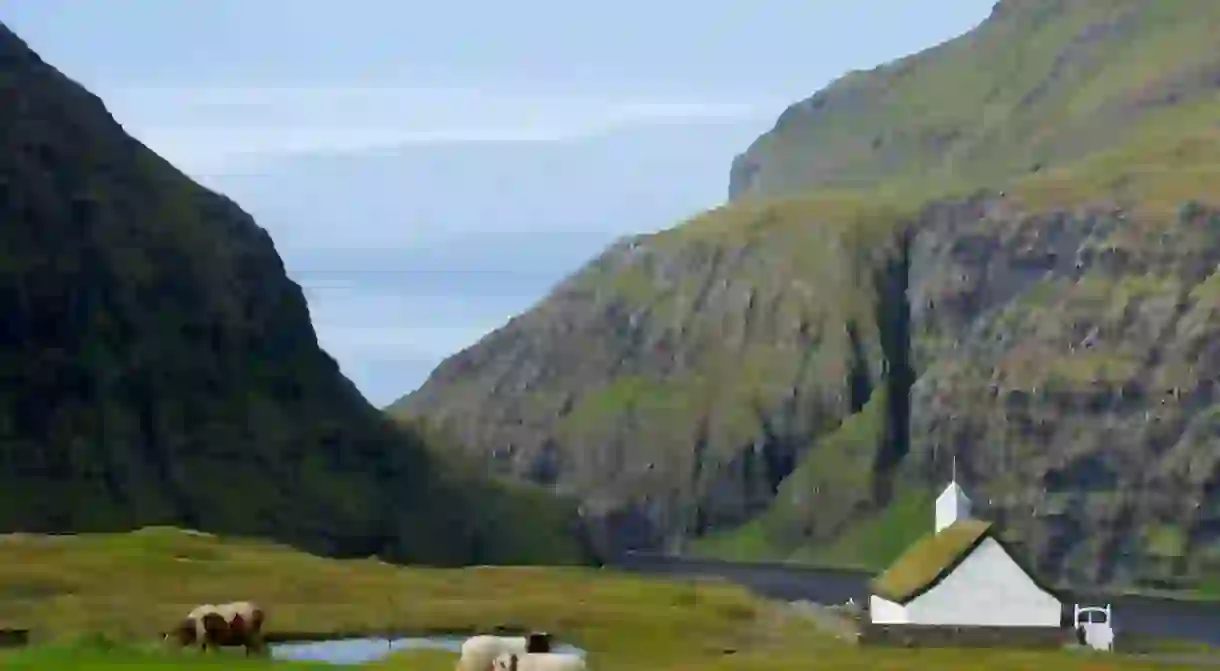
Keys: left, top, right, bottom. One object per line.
{"left": 0, "top": 21, "right": 588, "bottom": 565}
{"left": 730, "top": 0, "right": 1220, "bottom": 201}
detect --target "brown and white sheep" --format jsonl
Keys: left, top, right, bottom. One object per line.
{"left": 165, "top": 601, "right": 267, "bottom": 655}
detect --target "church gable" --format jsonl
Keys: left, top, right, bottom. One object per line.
{"left": 869, "top": 519, "right": 992, "bottom": 604}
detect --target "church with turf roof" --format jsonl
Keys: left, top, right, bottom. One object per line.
{"left": 867, "top": 474, "right": 1065, "bottom": 627}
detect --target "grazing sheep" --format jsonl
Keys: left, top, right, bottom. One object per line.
{"left": 458, "top": 635, "right": 530, "bottom": 671}
{"left": 214, "top": 601, "right": 266, "bottom": 654}
{"left": 493, "top": 652, "right": 587, "bottom": 671}
{"left": 165, "top": 604, "right": 217, "bottom": 650}
{"left": 166, "top": 601, "right": 266, "bottom": 655}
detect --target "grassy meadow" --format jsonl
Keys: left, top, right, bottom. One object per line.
{"left": 0, "top": 527, "right": 1207, "bottom": 670}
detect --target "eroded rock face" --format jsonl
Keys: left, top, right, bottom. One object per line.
{"left": 909, "top": 197, "right": 1220, "bottom": 586}
{"left": 396, "top": 216, "right": 877, "bottom": 556}
{"left": 397, "top": 193, "right": 1220, "bottom": 585}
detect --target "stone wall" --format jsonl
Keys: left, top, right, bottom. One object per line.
{"left": 859, "top": 623, "right": 1072, "bottom": 649}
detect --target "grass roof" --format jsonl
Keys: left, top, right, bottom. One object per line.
{"left": 869, "top": 519, "right": 993, "bottom": 604}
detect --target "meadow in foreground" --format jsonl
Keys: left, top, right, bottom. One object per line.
{"left": 0, "top": 527, "right": 1198, "bottom": 670}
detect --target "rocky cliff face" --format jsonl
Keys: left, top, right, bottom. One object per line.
{"left": 0, "top": 23, "right": 587, "bottom": 565}
{"left": 400, "top": 201, "right": 900, "bottom": 551}
{"left": 393, "top": 0, "right": 1220, "bottom": 589}
{"left": 907, "top": 196, "right": 1220, "bottom": 587}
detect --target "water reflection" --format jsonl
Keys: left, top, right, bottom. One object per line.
{"left": 270, "top": 635, "right": 585, "bottom": 665}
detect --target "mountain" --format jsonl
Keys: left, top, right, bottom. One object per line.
{"left": 392, "top": 0, "right": 1220, "bottom": 590}
{"left": 0, "top": 22, "right": 589, "bottom": 565}
{"left": 729, "top": 0, "right": 1220, "bottom": 201}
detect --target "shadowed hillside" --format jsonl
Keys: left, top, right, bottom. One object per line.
{"left": 0, "top": 22, "right": 588, "bottom": 565}
{"left": 392, "top": 0, "right": 1220, "bottom": 591}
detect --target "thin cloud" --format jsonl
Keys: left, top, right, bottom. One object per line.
{"left": 101, "top": 85, "right": 783, "bottom": 175}
{"left": 302, "top": 282, "right": 523, "bottom": 323}
{"left": 317, "top": 324, "right": 494, "bottom": 360}
{"left": 302, "top": 282, "right": 518, "bottom": 360}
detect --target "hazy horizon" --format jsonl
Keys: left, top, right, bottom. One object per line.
{"left": 4, "top": 1, "right": 995, "bottom": 405}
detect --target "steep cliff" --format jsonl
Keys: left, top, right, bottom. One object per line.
{"left": 393, "top": 0, "right": 1220, "bottom": 590}
{"left": 0, "top": 23, "right": 587, "bottom": 565}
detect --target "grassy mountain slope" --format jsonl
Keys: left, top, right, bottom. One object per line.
{"left": 730, "top": 0, "right": 1220, "bottom": 199}
{"left": 393, "top": 0, "right": 1220, "bottom": 588}
{"left": 0, "top": 22, "right": 587, "bottom": 565}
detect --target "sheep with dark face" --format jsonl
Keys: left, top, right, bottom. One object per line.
{"left": 165, "top": 601, "right": 266, "bottom": 655}
{"left": 458, "top": 633, "right": 553, "bottom": 671}
{"left": 458, "top": 635, "right": 528, "bottom": 671}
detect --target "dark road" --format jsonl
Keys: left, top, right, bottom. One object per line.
{"left": 612, "top": 552, "right": 1220, "bottom": 646}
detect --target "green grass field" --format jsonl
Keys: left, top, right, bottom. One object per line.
{"left": 0, "top": 527, "right": 1206, "bottom": 670}
{"left": 1, "top": 644, "right": 333, "bottom": 670}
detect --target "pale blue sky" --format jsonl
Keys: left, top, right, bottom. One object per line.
{"left": 3, "top": 1, "right": 993, "bottom": 405}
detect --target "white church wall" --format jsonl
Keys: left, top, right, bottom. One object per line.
{"left": 868, "top": 595, "right": 909, "bottom": 624}
{"left": 904, "top": 538, "right": 1062, "bottom": 627}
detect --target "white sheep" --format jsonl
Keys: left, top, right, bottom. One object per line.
{"left": 458, "top": 635, "right": 528, "bottom": 671}
{"left": 493, "top": 652, "right": 587, "bottom": 671}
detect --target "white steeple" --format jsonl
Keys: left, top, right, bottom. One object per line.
{"left": 935, "top": 456, "right": 972, "bottom": 532}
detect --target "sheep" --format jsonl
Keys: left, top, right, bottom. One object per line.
{"left": 457, "top": 631, "right": 554, "bottom": 670}
{"left": 165, "top": 601, "right": 267, "bottom": 655}
{"left": 213, "top": 601, "right": 266, "bottom": 654}
{"left": 458, "top": 635, "right": 528, "bottom": 671}
{"left": 493, "top": 652, "right": 587, "bottom": 671}
{"left": 165, "top": 604, "right": 216, "bottom": 651}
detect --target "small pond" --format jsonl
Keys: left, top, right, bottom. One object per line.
{"left": 270, "top": 635, "right": 586, "bottom": 665}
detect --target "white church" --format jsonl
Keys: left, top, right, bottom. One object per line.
{"left": 868, "top": 476, "right": 1065, "bottom": 628}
